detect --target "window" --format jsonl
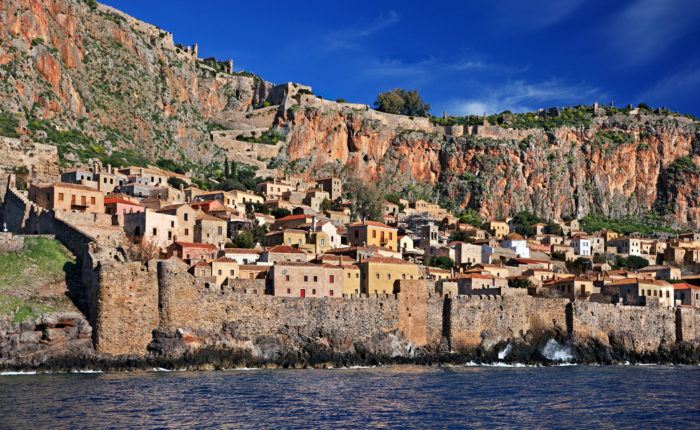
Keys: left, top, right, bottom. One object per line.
{"left": 171, "top": 221, "right": 175, "bottom": 228}
{"left": 376, "top": 273, "right": 380, "bottom": 279}
{"left": 286, "top": 275, "right": 290, "bottom": 282}
{"left": 402, "top": 274, "right": 406, "bottom": 280}
{"left": 287, "top": 238, "right": 291, "bottom": 244}
{"left": 185, "top": 228, "right": 189, "bottom": 236}
{"left": 58, "top": 193, "right": 64, "bottom": 201}
{"left": 329, "top": 275, "right": 335, "bottom": 283}
{"left": 152, "top": 228, "right": 157, "bottom": 235}
{"left": 287, "top": 288, "right": 291, "bottom": 294}
{"left": 304, "top": 276, "right": 308, "bottom": 282}
{"left": 372, "top": 230, "right": 376, "bottom": 239}
{"left": 313, "top": 276, "right": 318, "bottom": 282}
{"left": 347, "top": 273, "right": 351, "bottom": 278}
{"left": 321, "top": 239, "right": 325, "bottom": 246}
{"left": 184, "top": 213, "right": 188, "bottom": 221}
{"left": 329, "top": 290, "right": 334, "bottom": 296}
{"left": 387, "top": 274, "right": 391, "bottom": 280}
{"left": 218, "top": 270, "right": 222, "bottom": 276}
{"left": 389, "top": 232, "right": 393, "bottom": 240}
{"left": 356, "top": 273, "right": 359, "bottom": 278}
{"left": 81, "top": 196, "right": 86, "bottom": 205}
{"left": 355, "top": 230, "right": 359, "bottom": 238}
{"left": 230, "top": 269, "right": 235, "bottom": 276}
{"left": 312, "top": 289, "right": 316, "bottom": 295}
{"left": 186, "top": 254, "right": 190, "bottom": 259}
{"left": 218, "top": 226, "right": 223, "bottom": 235}
{"left": 168, "top": 231, "right": 172, "bottom": 240}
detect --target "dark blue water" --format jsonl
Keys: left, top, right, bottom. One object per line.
{"left": 1, "top": 365, "right": 698, "bottom": 429}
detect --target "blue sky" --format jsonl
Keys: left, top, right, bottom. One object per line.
{"left": 105, "top": 0, "right": 700, "bottom": 117}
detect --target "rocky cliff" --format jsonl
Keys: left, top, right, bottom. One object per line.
{"left": 1, "top": 0, "right": 698, "bottom": 228}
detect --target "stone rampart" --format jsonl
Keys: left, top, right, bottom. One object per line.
{"left": 570, "top": 302, "right": 676, "bottom": 354}
{"left": 94, "top": 261, "right": 159, "bottom": 355}
{"left": 0, "top": 232, "right": 24, "bottom": 253}
{"left": 0, "top": 137, "right": 60, "bottom": 199}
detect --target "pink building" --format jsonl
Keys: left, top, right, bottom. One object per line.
{"left": 105, "top": 197, "right": 145, "bottom": 225}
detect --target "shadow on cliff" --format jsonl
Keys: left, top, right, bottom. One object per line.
{"left": 63, "top": 261, "right": 89, "bottom": 317}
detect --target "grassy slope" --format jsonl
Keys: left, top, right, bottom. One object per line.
{"left": 0, "top": 237, "right": 78, "bottom": 323}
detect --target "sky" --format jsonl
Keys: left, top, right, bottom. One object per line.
{"left": 104, "top": 0, "right": 700, "bottom": 117}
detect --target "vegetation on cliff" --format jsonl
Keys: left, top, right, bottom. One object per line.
{"left": 374, "top": 89, "right": 430, "bottom": 117}
{"left": 0, "top": 238, "right": 78, "bottom": 323}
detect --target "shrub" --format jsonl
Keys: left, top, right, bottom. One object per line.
{"left": 428, "top": 256, "right": 454, "bottom": 270}
{"left": 336, "top": 98, "right": 346, "bottom": 103}
{"left": 374, "top": 88, "right": 430, "bottom": 117}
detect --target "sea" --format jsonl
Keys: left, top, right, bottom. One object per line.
{"left": 1, "top": 365, "right": 698, "bottom": 429}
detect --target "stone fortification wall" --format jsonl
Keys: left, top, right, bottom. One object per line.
{"left": 0, "top": 137, "right": 60, "bottom": 199}
{"left": 94, "top": 261, "right": 159, "bottom": 355}
{"left": 447, "top": 295, "right": 569, "bottom": 352}
{"left": 676, "top": 307, "right": 700, "bottom": 344}
{"left": 0, "top": 232, "right": 24, "bottom": 253}
{"left": 570, "top": 302, "right": 676, "bottom": 354}
{"left": 472, "top": 125, "right": 539, "bottom": 141}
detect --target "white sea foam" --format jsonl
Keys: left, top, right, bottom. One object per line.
{"left": 541, "top": 339, "right": 573, "bottom": 362}
{"left": 498, "top": 344, "right": 512, "bottom": 360}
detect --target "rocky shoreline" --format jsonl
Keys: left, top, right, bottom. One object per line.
{"left": 1, "top": 313, "right": 698, "bottom": 374}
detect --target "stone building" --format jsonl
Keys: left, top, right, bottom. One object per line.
{"left": 104, "top": 197, "right": 144, "bottom": 226}
{"left": 264, "top": 229, "right": 307, "bottom": 247}
{"left": 358, "top": 256, "right": 420, "bottom": 295}
{"left": 571, "top": 237, "right": 591, "bottom": 257}
{"left": 123, "top": 210, "right": 178, "bottom": 249}
{"left": 486, "top": 220, "right": 509, "bottom": 239}
{"left": 604, "top": 278, "right": 674, "bottom": 307}
{"left": 29, "top": 182, "right": 105, "bottom": 214}
{"left": 256, "top": 181, "right": 294, "bottom": 200}
{"left": 220, "top": 247, "right": 261, "bottom": 265}
{"left": 501, "top": 233, "right": 530, "bottom": 258}
{"left": 543, "top": 276, "right": 597, "bottom": 300}
{"left": 453, "top": 273, "right": 508, "bottom": 294}
{"left": 316, "top": 177, "right": 342, "bottom": 201}
{"left": 270, "top": 262, "right": 343, "bottom": 297}
{"left": 168, "top": 241, "right": 218, "bottom": 262}
{"left": 194, "top": 213, "right": 227, "bottom": 247}
{"left": 211, "top": 257, "right": 238, "bottom": 285}
{"left": 673, "top": 283, "right": 700, "bottom": 307}
{"left": 259, "top": 245, "right": 308, "bottom": 263}
{"left": 158, "top": 203, "right": 196, "bottom": 243}
{"left": 347, "top": 221, "right": 398, "bottom": 251}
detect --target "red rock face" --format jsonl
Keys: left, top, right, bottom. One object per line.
{"left": 284, "top": 108, "right": 699, "bottom": 228}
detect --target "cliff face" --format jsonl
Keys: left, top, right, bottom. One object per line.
{"left": 0, "top": 0, "right": 271, "bottom": 165}
{"left": 281, "top": 105, "right": 700, "bottom": 228}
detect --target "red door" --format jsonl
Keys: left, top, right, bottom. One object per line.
{"left": 300, "top": 289, "right": 305, "bottom": 298}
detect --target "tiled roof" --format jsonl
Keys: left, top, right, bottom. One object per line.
{"left": 673, "top": 283, "right": 700, "bottom": 290}
{"left": 223, "top": 248, "right": 261, "bottom": 254}
{"left": 174, "top": 241, "right": 218, "bottom": 250}
{"left": 196, "top": 213, "right": 226, "bottom": 222}
{"left": 362, "top": 256, "right": 414, "bottom": 265}
{"left": 104, "top": 198, "right": 143, "bottom": 206}
{"left": 36, "top": 182, "right": 101, "bottom": 192}
{"left": 265, "top": 245, "right": 306, "bottom": 254}
{"left": 348, "top": 221, "right": 397, "bottom": 229}
{"left": 213, "top": 257, "right": 237, "bottom": 263}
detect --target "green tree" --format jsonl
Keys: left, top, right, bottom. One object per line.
{"left": 345, "top": 176, "right": 384, "bottom": 222}
{"left": 625, "top": 255, "right": 650, "bottom": 270}
{"left": 513, "top": 211, "right": 545, "bottom": 237}
{"left": 428, "top": 256, "right": 454, "bottom": 270}
{"left": 374, "top": 89, "right": 430, "bottom": 116}
{"left": 592, "top": 253, "right": 606, "bottom": 264}
{"left": 270, "top": 208, "right": 291, "bottom": 219}
{"left": 451, "top": 230, "right": 470, "bottom": 242}
{"left": 233, "top": 231, "right": 255, "bottom": 249}
{"left": 546, "top": 220, "right": 563, "bottom": 236}
{"left": 167, "top": 177, "right": 187, "bottom": 189}
{"left": 320, "top": 198, "right": 332, "bottom": 212}
{"left": 508, "top": 278, "right": 533, "bottom": 289}
{"left": 385, "top": 193, "right": 405, "bottom": 212}
{"left": 458, "top": 208, "right": 482, "bottom": 229}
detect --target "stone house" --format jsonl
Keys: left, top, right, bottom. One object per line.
{"left": 316, "top": 177, "right": 342, "bottom": 201}
{"left": 220, "top": 248, "right": 261, "bottom": 265}
{"left": 140, "top": 197, "right": 167, "bottom": 211}
{"left": 259, "top": 245, "right": 308, "bottom": 263}
{"left": 673, "top": 283, "right": 700, "bottom": 307}
{"left": 608, "top": 237, "right": 642, "bottom": 256}
{"left": 29, "top": 182, "right": 105, "bottom": 214}
{"left": 239, "top": 264, "right": 269, "bottom": 280}
{"left": 384, "top": 201, "right": 400, "bottom": 218}
{"left": 426, "top": 267, "right": 451, "bottom": 281}
{"left": 272, "top": 214, "right": 313, "bottom": 231}
{"left": 190, "top": 199, "right": 225, "bottom": 213}
{"left": 358, "top": 256, "right": 420, "bottom": 295}
{"left": 637, "top": 265, "right": 681, "bottom": 281}
{"left": 124, "top": 210, "right": 178, "bottom": 249}
{"left": 486, "top": 220, "right": 509, "bottom": 239}
{"left": 263, "top": 199, "right": 296, "bottom": 212}
{"left": 543, "top": 276, "right": 597, "bottom": 300}
{"left": 472, "top": 263, "right": 511, "bottom": 279}
{"left": 559, "top": 219, "right": 580, "bottom": 237}
{"left": 191, "top": 261, "right": 212, "bottom": 278}
{"left": 604, "top": 278, "right": 675, "bottom": 307}
{"left": 168, "top": 241, "right": 218, "bottom": 262}
{"left": 451, "top": 242, "right": 482, "bottom": 266}
{"left": 270, "top": 262, "right": 343, "bottom": 297}
{"left": 150, "top": 185, "right": 185, "bottom": 203}
{"left": 347, "top": 221, "right": 398, "bottom": 251}
{"left": 194, "top": 213, "right": 228, "bottom": 247}
{"left": 531, "top": 223, "right": 547, "bottom": 235}
{"left": 104, "top": 197, "right": 144, "bottom": 226}
{"left": 192, "top": 190, "right": 238, "bottom": 210}
{"left": 325, "top": 210, "right": 351, "bottom": 226}
{"left": 303, "top": 189, "right": 330, "bottom": 212}
{"left": 256, "top": 181, "right": 294, "bottom": 200}
{"left": 521, "top": 268, "right": 555, "bottom": 286}
{"left": 264, "top": 229, "right": 307, "bottom": 247}
{"left": 60, "top": 168, "right": 94, "bottom": 185}
{"left": 211, "top": 257, "right": 238, "bottom": 285}
{"left": 158, "top": 203, "right": 196, "bottom": 243}
{"left": 93, "top": 170, "right": 128, "bottom": 193}
{"left": 453, "top": 273, "right": 508, "bottom": 294}
{"left": 540, "top": 234, "right": 564, "bottom": 245}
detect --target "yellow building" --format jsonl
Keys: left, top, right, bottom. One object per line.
{"left": 341, "top": 264, "right": 361, "bottom": 296}
{"left": 487, "top": 220, "right": 509, "bottom": 239}
{"left": 264, "top": 229, "right": 307, "bottom": 247}
{"left": 359, "top": 256, "right": 420, "bottom": 295}
{"left": 211, "top": 257, "right": 239, "bottom": 285}
{"left": 347, "top": 221, "right": 398, "bottom": 251}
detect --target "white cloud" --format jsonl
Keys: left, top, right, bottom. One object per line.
{"left": 605, "top": 0, "right": 700, "bottom": 65}
{"left": 639, "top": 66, "right": 700, "bottom": 103}
{"left": 446, "top": 79, "right": 606, "bottom": 116}
{"left": 325, "top": 10, "right": 400, "bottom": 51}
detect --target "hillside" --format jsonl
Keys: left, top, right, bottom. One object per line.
{"left": 0, "top": 0, "right": 698, "bottom": 228}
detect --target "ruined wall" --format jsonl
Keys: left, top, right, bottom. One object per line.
{"left": 676, "top": 307, "right": 700, "bottom": 344}
{"left": 570, "top": 302, "right": 676, "bottom": 354}
{"left": 448, "top": 295, "right": 569, "bottom": 352}
{"left": 0, "top": 137, "right": 60, "bottom": 199}
{"left": 94, "top": 261, "right": 159, "bottom": 355}
{"left": 397, "top": 280, "right": 427, "bottom": 346}
{"left": 0, "top": 232, "right": 24, "bottom": 253}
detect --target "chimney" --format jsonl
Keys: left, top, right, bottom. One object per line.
{"left": 140, "top": 167, "right": 144, "bottom": 177}
{"left": 107, "top": 164, "right": 112, "bottom": 174}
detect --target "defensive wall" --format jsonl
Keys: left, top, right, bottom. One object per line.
{"left": 92, "top": 257, "right": 700, "bottom": 359}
